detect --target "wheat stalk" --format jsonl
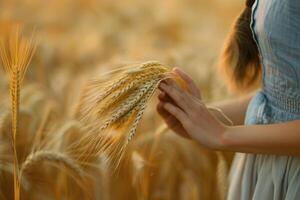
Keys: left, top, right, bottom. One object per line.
{"left": 0, "top": 24, "right": 37, "bottom": 200}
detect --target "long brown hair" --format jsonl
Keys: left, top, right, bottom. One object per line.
{"left": 220, "top": 0, "right": 261, "bottom": 92}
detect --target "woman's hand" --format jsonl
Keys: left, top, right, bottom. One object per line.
{"left": 157, "top": 68, "right": 228, "bottom": 149}
{"left": 157, "top": 68, "right": 201, "bottom": 138}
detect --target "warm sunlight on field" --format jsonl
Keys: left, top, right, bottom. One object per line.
{"left": 0, "top": 0, "right": 243, "bottom": 199}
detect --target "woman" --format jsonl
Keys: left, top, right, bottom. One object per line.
{"left": 157, "top": 0, "right": 300, "bottom": 199}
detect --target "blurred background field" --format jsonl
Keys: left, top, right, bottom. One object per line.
{"left": 0, "top": 0, "right": 243, "bottom": 199}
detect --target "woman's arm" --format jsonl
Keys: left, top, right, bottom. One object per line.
{"left": 159, "top": 78, "right": 300, "bottom": 156}
{"left": 222, "top": 121, "right": 300, "bottom": 155}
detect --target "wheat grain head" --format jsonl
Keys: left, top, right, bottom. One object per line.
{"left": 73, "top": 61, "right": 175, "bottom": 169}
{"left": 0, "top": 23, "right": 37, "bottom": 200}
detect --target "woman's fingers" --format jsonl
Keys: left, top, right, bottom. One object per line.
{"left": 157, "top": 102, "right": 190, "bottom": 138}
{"left": 173, "top": 68, "right": 193, "bottom": 84}
{"left": 159, "top": 84, "right": 206, "bottom": 121}
{"left": 158, "top": 91, "right": 178, "bottom": 106}
{"left": 162, "top": 102, "right": 189, "bottom": 127}
{"left": 158, "top": 104, "right": 181, "bottom": 127}
{"left": 158, "top": 91, "right": 169, "bottom": 102}
{"left": 157, "top": 101, "right": 178, "bottom": 126}
{"left": 157, "top": 101, "right": 169, "bottom": 117}
{"left": 159, "top": 82, "right": 191, "bottom": 112}
{"left": 157, "top": 102, "right": 180, "bottom": 127}
{"left": 173, "top": 68, "right": 202, "bottom": 98}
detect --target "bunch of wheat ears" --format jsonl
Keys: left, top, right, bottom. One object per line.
{"left": 73, "top": 61, "right": 177, "bottom": 167}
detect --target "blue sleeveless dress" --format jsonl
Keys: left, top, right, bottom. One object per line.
{"left": 227, "top": 0, "right": 300, "bottom": 199}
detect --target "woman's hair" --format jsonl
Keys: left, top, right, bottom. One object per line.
{"left": 220, "top": 0, "right": 261, "bottom": 92}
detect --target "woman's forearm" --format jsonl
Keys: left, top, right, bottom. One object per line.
{"left": 220, "top": 120, "right": 300, "bottom": 155}
{"left": 209, "top": 91, "right": 255, "bottom": 126}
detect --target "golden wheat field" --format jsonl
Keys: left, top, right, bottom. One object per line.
{"left": 0, "top": 0, "right": 244, "bottom": 199}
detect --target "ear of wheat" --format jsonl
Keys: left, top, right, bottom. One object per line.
{"left": 0, "top": 24, "right": 37, "bottom": 200}
{"left": 20, "top": 150, "right": 85, "bottom": 186}
{"left": 73, "top": 61, "right": 176, "bottom": 168}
